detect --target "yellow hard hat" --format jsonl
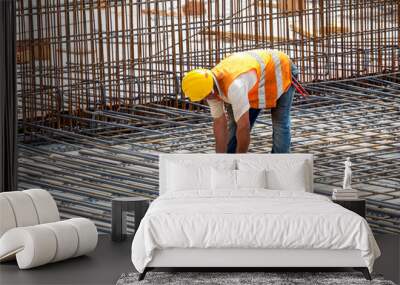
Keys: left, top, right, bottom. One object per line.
{"left": 182, "top": 69, "right": 214, "bottom": 102}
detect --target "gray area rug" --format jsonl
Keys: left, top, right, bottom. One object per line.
{"left": 116, "top": 272, "right": 395, "bottom": 285}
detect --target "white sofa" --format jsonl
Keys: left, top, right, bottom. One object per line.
{"left": 0, "top": 189, "right": 98, "bottom": 269}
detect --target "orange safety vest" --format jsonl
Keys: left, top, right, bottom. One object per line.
{"left": 211, "top": 49, "right": 292, "bottom": 109}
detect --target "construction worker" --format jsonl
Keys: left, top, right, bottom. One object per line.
{"left": 181, "top": 49, "right": 300, "bottom": 153}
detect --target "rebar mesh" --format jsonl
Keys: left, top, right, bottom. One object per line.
{"left": 18, "top": 73, "right": 400, "bottom": 234}
{"left": 16, "top": 0, "right": 399, "bottom": 234}
{"left": 16, "top": 0, "right": 399, "bottom": 125}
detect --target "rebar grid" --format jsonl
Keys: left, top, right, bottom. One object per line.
{"left": 18, "top": 72, "right": 400, "bottom": 234}
{"left": 15, "top": 0, "right": 399, "bottom": 234}
{"left": 16, "top": 0, "right": 399, "bottom": 127}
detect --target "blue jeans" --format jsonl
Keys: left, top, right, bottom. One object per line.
{"left": 226, "top": 62, "right": 299, "bottom": 153}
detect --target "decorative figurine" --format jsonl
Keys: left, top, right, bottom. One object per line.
{"left": 343, "top": 157, "right": 352, "bottom": 190}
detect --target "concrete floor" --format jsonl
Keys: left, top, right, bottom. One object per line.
{"left": 1, "top": 234, "right": 399, "bottom": 285}
{"left": 0, "top": 235, "right": 134, "bottom": 285}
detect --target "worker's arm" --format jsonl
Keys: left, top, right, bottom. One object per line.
{"left": 226, "top": 71, "right": 255, "bottom": 153}
{"left": 213, "top": 115, "right": 228, "bottom": 153}
{"left": 235, "top": 111, "right": 250, "bottom": 153}
{"left": 207, "top": 98, "right": 228, "bottom": 153}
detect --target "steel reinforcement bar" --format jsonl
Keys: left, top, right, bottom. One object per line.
{"left": 16, "top": 0, "right": 399, "bottom": 127}
{"left": 18, "top": 72, "right": 400, "bottom": 234}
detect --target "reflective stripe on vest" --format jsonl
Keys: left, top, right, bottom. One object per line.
{"left": 271, "top": 51, "right": 284, "bottom": 98}
{"left": 245, "top": 51, "right": 266, "bottom": 109}
{"left": 211, "top": 73, "right": 225, "bottom": 98}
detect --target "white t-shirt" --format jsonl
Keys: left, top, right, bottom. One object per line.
{"left": 207, "top": 70, "right": 257, "bottom": 122}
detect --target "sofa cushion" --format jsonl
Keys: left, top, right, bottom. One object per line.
{"left": 42, "top": 221, "right": 79, "bottom": 262}
{"left": 0, "top": 196, "right": 17, "bottom": 237}
{"left": 23, "top": 189, "right": 59, "bottom": 224}
{"left": 64, "top": 218, "right": 98, "bottom": 257}
{"left": 1, "top": 192, "right": 39, "bottom": 227}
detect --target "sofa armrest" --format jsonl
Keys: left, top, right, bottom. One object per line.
{"left": 0, "top": 218, "right": 97, "bottom": 269}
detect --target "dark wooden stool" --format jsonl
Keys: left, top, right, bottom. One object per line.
{"left": 111, "top": 197, "right": 151, "bottom": 242}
